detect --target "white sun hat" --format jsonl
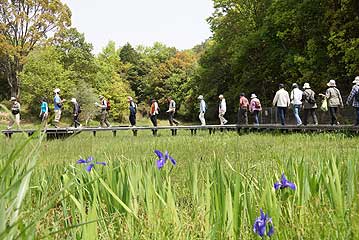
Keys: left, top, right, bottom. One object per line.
{"left": 250, "top": 93, "right": 257, "bottom": 99}
{"left": 353, "top": 76, "right": 359, "bottom": 84}
{"left": 327, "top": 79, "right": 336, "bottom": 87}
{"left": 54, "top": 88, "right": 61, "bottom": 93}
{"left": 303, "top": 83, "right": 311, "bottom": 89}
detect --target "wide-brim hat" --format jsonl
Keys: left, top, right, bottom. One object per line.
{"left": 54, "top": 88, "right": 60, "bottom": 93}
{"left": 303, "top": 83, "right": 311, "bottom": 89}
{"left": 198, "top": 95, "right": 204, "bottom": 100}
{"left": 327, "top": 79, "right": 336, "bottom": 87}
{"left": 250, "top": 94, "right": 257, "bottom": 99}
{"left": 353, "top": 76, "right": 359, "bottom": 84}
{"left": 219, "top": 94, "right": 224, "bottom": 99}
{"left": 99, "top": 95, "right": 104, "bottom": 99}
{"left": 10, "top": 97, "right": 16, "bottom": 101}
{"left": 70, "top": 98, "right": 76, "bottom": 103}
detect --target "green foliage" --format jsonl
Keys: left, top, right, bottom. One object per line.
{"left": 195, "top": 0, "right": 359, "bottom": 121}
{"left": 20, "top": 47, "right": 74, "bottom": 114}
{"left": 1, "top": 132, "right": 359, "bottom": 238}
{"left": 95, "top": 41, "right": 134, "bottom": 121}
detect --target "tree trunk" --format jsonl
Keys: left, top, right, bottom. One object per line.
{"left": 6, "top": 59, "right": 21, "bottom": 99}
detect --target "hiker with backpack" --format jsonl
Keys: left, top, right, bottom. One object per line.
{"left": 7, "top": 97, "right": 21, "bottom": 129}
{"left": 198, "top": 95, "right": 206, "bottom": 126}
{"left": 346, "top": 76, "right": 359, "bottom": 126}
{"left": 128, "top": 96, "right": 137, "bottom": 127}
{"left": 53, "top": 88, "right": 66, "bottom": 128}
{"left": 238, "top": 93, "right": 249, "bottom": 125}
{"left": 302, "top": 83, "right": 318, "bottom": 126}
{"left": 249, "top": 94, "right": 262, "bottom": 125}
{"left": 325, "top": 80, "right": 343, "bottom": 125}
{"left": 95, "top": 95, "right": 111, "bottom": 128}
{"left": 150, "top": 99, "right": 159, "bottom": 127}
{"left": 70, "top": 98, "right": 81, "bottom": 128}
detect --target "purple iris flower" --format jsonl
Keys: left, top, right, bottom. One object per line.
{"left": 274, "top": 173, "right": 296, "bottom": 190}
{"left": 154, "top": 150, "right": 176, "bottom": 169}
{"left": 253, "top": 209, "right": 274, "bottom": 238}
{"left": 76, "top": 156, "right": 106, "bottom": 172}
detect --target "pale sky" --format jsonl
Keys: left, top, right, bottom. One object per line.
{"left": 62, "top": 0, "right": 214, "bottom": 53}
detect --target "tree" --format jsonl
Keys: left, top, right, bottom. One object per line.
{"left": 0, "top": 0, "right": 71, "bottom": 98}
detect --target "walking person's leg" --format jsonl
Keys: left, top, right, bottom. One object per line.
{"left": 293, "top": 105, "right": 302, "bottom": 125}
{"left": 104, "top": 111, "right": 111, "bottom": 127}
{"left": 254, "top": 110, "right": 259, "bottom": 125}
{"left": 303, "top": 109, "right": 309, "bottom": 125}
{"left": 100, "top": 111, "right": 106, "bottom": 127}
{"left": 311, "top": 109, "right": 318, "bottom": 125}
{"left": 237, "top": 108, "right": 241, "bottom": 124}
{"left": 329, "top": 107, "right": 337, "bottom": 125}
{"left": 244, "top": 110, "right": 248, "bottom": 125}
{"left": 168, "top": 112, "right": 174, "bottom": 126}
{"left": 278, "top": 107, "right": 285, "bottom": 125}
{"left": 199, "top": 112, "right": 206, "bottom": 125}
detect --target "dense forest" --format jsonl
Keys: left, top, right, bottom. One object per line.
{"left": 1, "top": 0, "right": 358, "bottom": 123}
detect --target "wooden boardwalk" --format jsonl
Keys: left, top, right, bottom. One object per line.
{"left": 1, "top": 124, "right": 359, "bottom": 139}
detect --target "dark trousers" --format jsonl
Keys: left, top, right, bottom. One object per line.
{"left": 73, "top": 114, "right": 80, "bottom": 128}
{"left": 238, "top": 108, "right": 248, "bottom": 124}
{"left": 303, "top": 109, "right": 318, "bottom": 125}
{"left": 150, "top": 115, "right": 157, "bottom": 127}
{"left": 277, "top": 107, "right": 287, "bottom": 125}
{"left": 168, "top": 112, "right": 179, "bottom": 126}
{"left": 253, "top": 110, "right": 259, "bottom": 125}
{"left": 129, "top": 114, "right": 136, "bottom": 126}
{"left": 100, "top": 111, "right": 111, "bottom": 127}
{"left": 329, "top": 107, "right": 338, "bottom": 125}
{"left": 355, "top": 107, "right": 359, "bottom": 126}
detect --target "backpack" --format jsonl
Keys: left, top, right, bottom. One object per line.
{"left": 254, "top": 100, "right": 261, "bottom": 108}
{"left": 105, "top": 100, "right": 111, "bottom": 111}
{"left": 306, "top": 91, "right": 316, "bottom": 104}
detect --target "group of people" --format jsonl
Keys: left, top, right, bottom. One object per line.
{"left": 5, "top": 76, "right": 359, "bottom": 129}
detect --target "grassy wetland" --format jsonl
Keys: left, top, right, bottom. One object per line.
{"left": 1, "top": 131, "right": 359, "bottom": 239}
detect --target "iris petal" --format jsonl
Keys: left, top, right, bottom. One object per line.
{"left": 274, "top": 182, "right": 281, "bottom": 190}
{"left": 268, "top": 225, "right": 274, "bottom": 237}
{"left": 287, "top": 181, "right": 296, "bottom": 190}
{"left": 86, "top": 156, "right": 94, "bottom": 163}
{"left": 154, "top": 150, "right": 164, "bottom": 160}
{"left": 96, "top": 162, "right": 107, "bottom": 166}
{"left": 77, "top": 159, "right": 86, "bottom": 164}
{"left": 169, "top": 155, "right": 176, "bottom": 166}
{"left": 86, "top": 163, "right": 95, "bottom": 172}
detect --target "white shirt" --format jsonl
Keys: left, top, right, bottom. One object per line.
{"left": 273, "top": 89, "right": 290, "bottom": 107}
{"left": 290, "top": 88, "right": 303, "bottom": 105}
{"left": 219, "top": 99, "right": 226, "bottom": 113}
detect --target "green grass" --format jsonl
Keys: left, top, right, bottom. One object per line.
{"left": 0, "top": 131, "right": 358, "bottom": 239}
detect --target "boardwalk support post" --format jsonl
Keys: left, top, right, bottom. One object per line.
{"left": 112, "top": 131, "right": 117, "bottom": 137}
{"left": 132, "top": 130, "right": 138, "bottom": 136}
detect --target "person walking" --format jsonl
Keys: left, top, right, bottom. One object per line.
{"left": 325, "top": 80, "right": 343, "bottom": 125}
{"left": 95, "top": 95, "right": 111, "bottom": 128}
{"left": 128, "top": 96, "right": 137, "bottom": 127}
{"left": 53, "top": 88, "right": 65, "bottom": 128}
{"left": 150, "top": 99, "right": 159, "bottom": 127}
{"left": 249, "top": 94, "right": 262, "bottom": 125}
{"left": 39, "top": 97, "right": 49, "bottom": 123}
{"left": 7, "top": 97, "right": 20, "bottom": 129}
{"left": 166, "top": 97, "right": 180, "bottom": 126}
{"left": 238, "top": 93, "right": 249, "bottom": 125}
{"left": 70, "top": 98, "right": 81, "bottom": 128}
{"left": 218, "top": 94, "right": 227, "bottom": 125}
{"left": 198, "top": 95, "right": 206, "bottom": 126}
{"left": 346, "top": 76, "right": 359, "bottom": 126}
{"left": 290, "top": 83, "right": 303, "bottom": 126}
{"left": 302, "top": 83, "right": 318, "bottom": 125}
{"left": 273, "top": 83, "right": 290, "bottom": 125}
